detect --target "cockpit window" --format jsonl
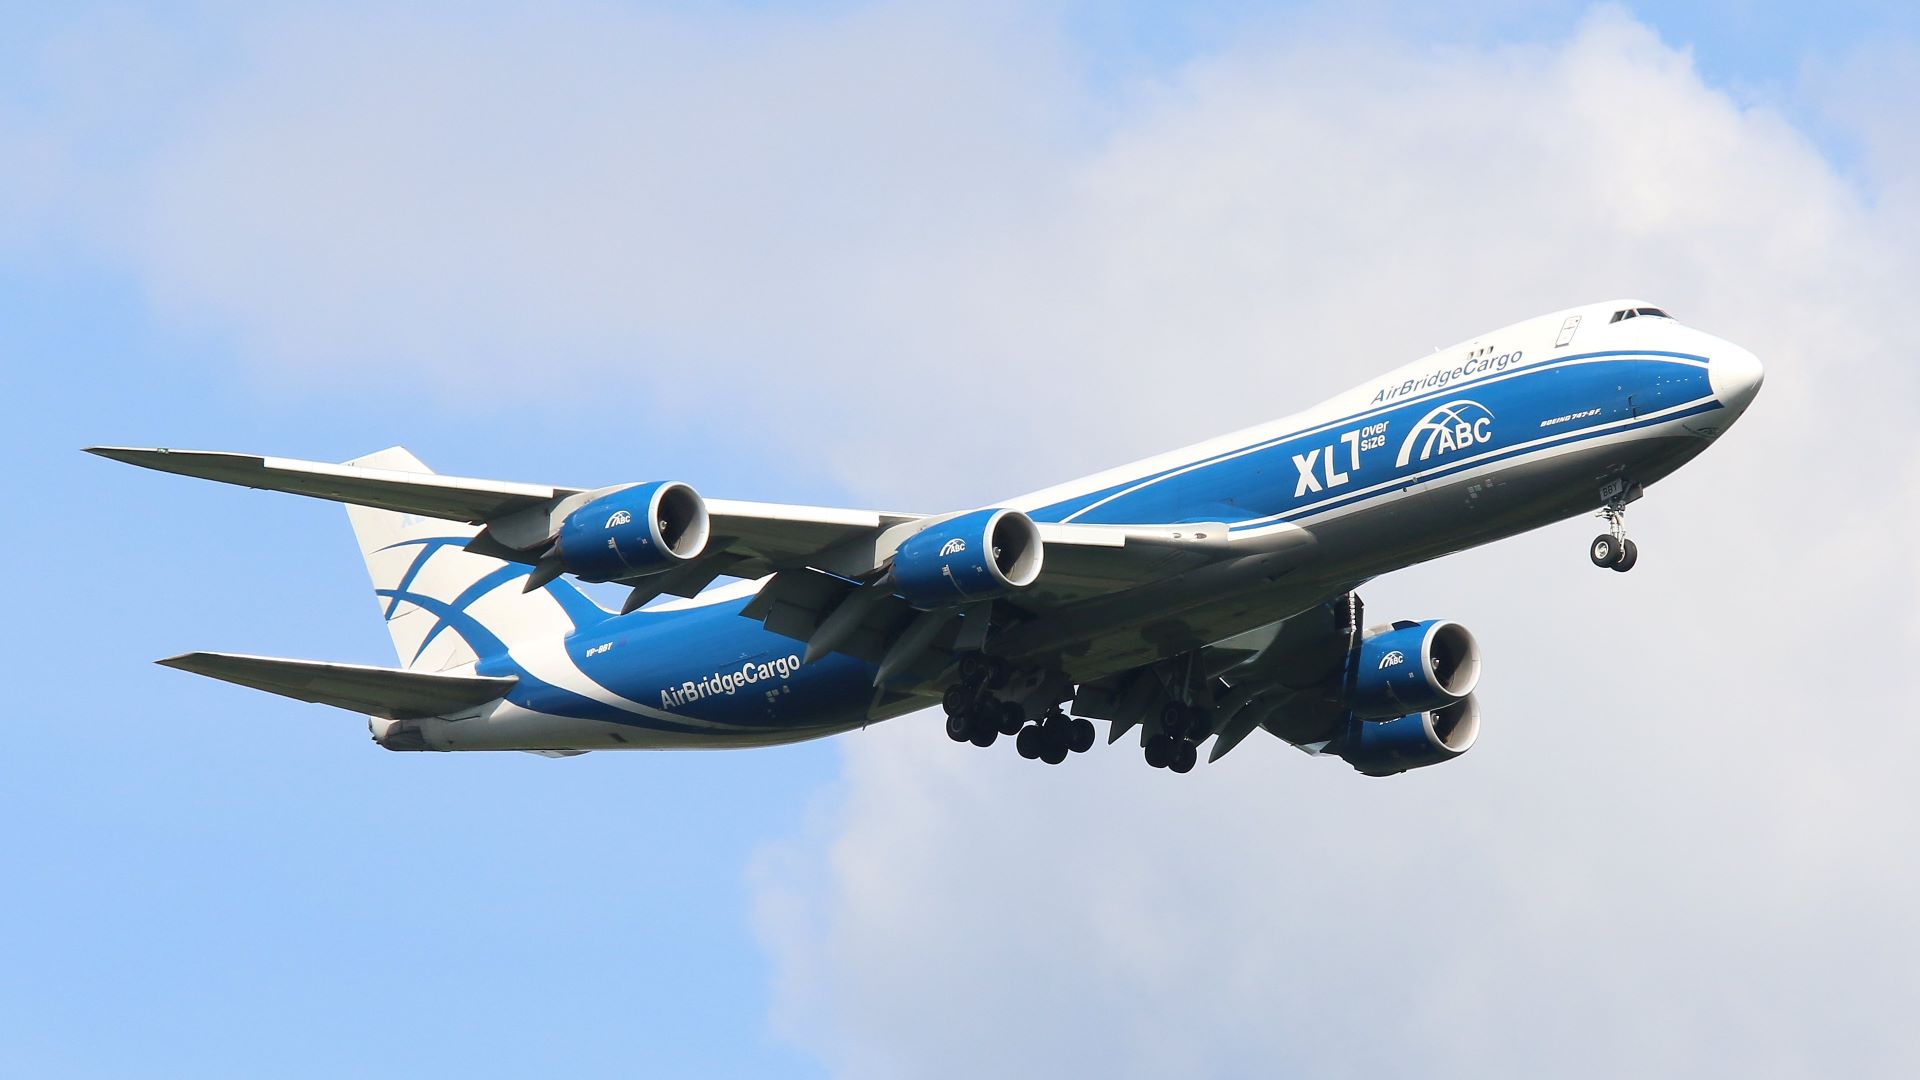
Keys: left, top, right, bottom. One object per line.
{"left": 1610, "top": 307, "right": 1672, "bottom": 323}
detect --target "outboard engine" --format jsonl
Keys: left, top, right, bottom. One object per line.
{"left": 891, "top": 508, "right": 1043, "bottom": 609}
{"left": 1332, "top": 694, "right": 1481, "bottom": 776}
{"left": 1348, "top": 619, "right": 1481, "bottom": 718}
{"left": 553, "top": 481, "right": 710, "bottom": 582}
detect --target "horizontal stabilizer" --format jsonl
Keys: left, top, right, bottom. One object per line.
{"left": 158, "top": 652, "right": 517, "bottom": 719}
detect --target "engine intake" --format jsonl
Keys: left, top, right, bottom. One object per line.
{"left": 1349, "top": 619, "right": 1481, "bottom": 719}
{"left": 891, "top": 508, "right": 1043, "bottom": 609}
{"left": 554, "top": 481, "right": 709, "bottom": 582}
{"left": 1334, "top": 694, "right": 1481, "bottom": 776}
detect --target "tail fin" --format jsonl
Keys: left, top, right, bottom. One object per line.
{"left": 344, "top": 448, "right": 611, "bottom": 672}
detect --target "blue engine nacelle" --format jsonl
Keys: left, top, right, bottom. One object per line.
{"left": 1332, "top": 694, "right": 1482, "bottom": 777}
{"left": 891, "top": 508, "right": 1043, "bottom": 609}
{"left": 1348, "top": 619, "right": 1481, "bottom": 719}
{"left": 553, "top": 481, "right": 710, "bottom": 582}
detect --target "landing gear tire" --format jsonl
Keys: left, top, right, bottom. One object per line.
{"left": 1170, "top": 740, "right": 1198, "bottom": 774}
{"left": 996, "top": 700, "right": 1027, "bottom": 735}
{"left": 942, "top": 685, "right": 973, "bottom": 717}
{"left": 969, "top": 724, "right": 998, "bottom": 748}
{"left": 1069, "top": 717, "right": 1096, "bottom": 754}
{"left": 1040, "top": 738, "right": 1069, "bottom": 765}
{"left": 1016, "top": 725, "right": 1042, "bottom": 759}
{"left": 1611, "top": 538, "right": 1639, "bottom": 573}
{"left": 1144, "top": 733, "right": 1175, "bottom": 769}
{"left": 958, "top": 653, "right": 989, "bottom": 688}
{"left": 1589, "top": 534, "right": 1623, "bottom": 568}
{"left": 945, "top": 713, "right": 971, "bottom": 742}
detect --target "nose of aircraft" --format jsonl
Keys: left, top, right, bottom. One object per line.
{"left": 1708, "top": 343, "right": 1764, "bottom": 417}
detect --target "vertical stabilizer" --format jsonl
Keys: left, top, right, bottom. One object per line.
{"left": 343, "top": 448, "right": 610, "bottom": 672}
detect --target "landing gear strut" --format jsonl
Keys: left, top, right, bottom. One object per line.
{"left": 1589, "top": 481, "right": 1640, "bottom": 573}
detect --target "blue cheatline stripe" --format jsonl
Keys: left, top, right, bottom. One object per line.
{"left": 375, "top": 584, "right": 715, "bottom": 735}
{"left": 374, "top": 534, "right": 611, "bottom": 633}
{"left": 1036, "top": 351, "right": 1709, "bottom": 523}
{"left": 374, "top": 536, "right": 470, "bottom": 619}
{"left": 408, "top": 563, "right": 530, "bottom": 663}
{"left": 374, "top": 585, "right": 513, "bottom": 660}
{"left": 542, "top": 577, "right": 613, "bottom": 631}
{"left": 1232, "top": 398, "right": 1724, "bottom": 532}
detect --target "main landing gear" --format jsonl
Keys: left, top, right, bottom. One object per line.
{"left": 941, "top": 655, "right": 1095, "bottom": 766}
{"left": 1144, "top": 702, "right": 1204, "bottom": 774}
{"left": 1588, "top": 481, "right": 1639, "bottom": 573}
{"left": 1015, "top": 710, "right": 1096, "bottom": 765}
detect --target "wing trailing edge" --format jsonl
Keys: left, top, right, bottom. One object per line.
{"left": 85, "top": 446, "right": 575, "bottom": 523}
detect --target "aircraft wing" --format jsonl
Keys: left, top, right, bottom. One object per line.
{"left": 85, "top": 446, "right": 921, "bottom": 587}
{"left": 94, "top": 445, "right": 1317, "bottom": 684}
{"left": 87, "top": 447, "right": 576, "bottom": 522}
{"left": 85, "top": 446, "right": 1242, "bottom": 601}
{"left": 158, "top": 652, "right": 517, "bottom": 719}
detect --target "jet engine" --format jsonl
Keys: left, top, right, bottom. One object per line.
{"left": 891, "top": 508, "right": 1043, "bottom": 609}
{"left": 1332, "top": 694, "right": 1481, "bottom": 776}
{"left": 553, "top": 481, "right": 710, "bottom": 582}
{"left": 1348, "top": 619, "right": 1481, "bottom": 718}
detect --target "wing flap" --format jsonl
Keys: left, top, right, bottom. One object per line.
{"left": 158, "top": 652, "right": 517, "bottom": 720}
{"left": 704, "top": 499, "right": 924, "bottom": 578}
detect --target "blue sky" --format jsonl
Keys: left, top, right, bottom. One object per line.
{"left": 6, "top": 3, "right": 1920, "bottom": 1077}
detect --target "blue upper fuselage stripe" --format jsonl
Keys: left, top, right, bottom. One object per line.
{"left": 546, "top": 582, "right": 613, "bottom": 631}
{"left": 1031, "top": 354, "right": 1715, "bottom": 527}
{"left": 1259, "top": 399, "right": 1725, "bottom": 527}
{"left": 1035, "top": 351, "right": 1709, "bottom": 524}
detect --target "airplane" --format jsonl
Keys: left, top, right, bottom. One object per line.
{"left": 91, "top": 298, "right": 1762, "bottom": 776}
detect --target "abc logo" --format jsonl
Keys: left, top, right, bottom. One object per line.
{"left": 1397, "top": 400, "right": 1495, "bottom": 467}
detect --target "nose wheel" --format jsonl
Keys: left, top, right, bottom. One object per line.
{"left": 1589, "top": 484, "right": 1639, "bottom": 572}
{"left": 1588, "top": 533, "right": 1637, "bottom": 571}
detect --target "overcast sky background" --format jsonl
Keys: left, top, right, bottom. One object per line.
{"left": 5, "top": 2, "right": 1919, "bottom": 1076}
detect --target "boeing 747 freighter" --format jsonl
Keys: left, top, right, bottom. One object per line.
{"left": 95, "top": 299, "right": 1761, "bottom": 775}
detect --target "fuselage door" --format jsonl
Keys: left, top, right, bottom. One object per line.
{"left": 1554, "top": 315, "right": 1582, "bottom": 348}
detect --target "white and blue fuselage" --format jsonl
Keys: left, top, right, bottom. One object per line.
{"left": 382, "top": 299, "right": 1759, "bottom": 753}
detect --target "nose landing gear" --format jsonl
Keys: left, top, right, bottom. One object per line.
{"left": 1589, "top": 480, "right": 1640, "bottom": 573}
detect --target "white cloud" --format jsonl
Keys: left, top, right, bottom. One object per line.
{"left": 733, "top": 9, "right": 1920, "bottom": 1080}
{"left": 13, "top": 2, "right": 1920, "bottom": 1075}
